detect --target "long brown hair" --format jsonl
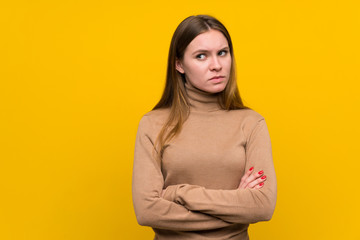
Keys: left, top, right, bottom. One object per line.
{"left": 153, "top": 15, "right": 249, "bottom": 158}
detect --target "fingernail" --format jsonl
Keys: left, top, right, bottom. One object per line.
{"left": 259, "top": 182, "right": 264, "bottom": 186}
{"left": 249, "top": 167, "right": 254, "bottom": 171}
{"left": 258, "top": 170, "right": 264, "bottom": 175}
{"left": 261, "top": 175, "right": 267, "bottom": 179}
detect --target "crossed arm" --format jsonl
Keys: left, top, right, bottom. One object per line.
{"left": 132, "top": 116, "right": 277, "bottom": 231}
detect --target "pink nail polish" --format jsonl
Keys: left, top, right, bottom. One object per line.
{"left": 249, "top": 167, "right": 254, "bottom": 171}
{"left": 261, "top": 175, "right": 267, "bottom": 179}
{"left": 259, "top": 182, "right": 264, "bottom": 187}
{"left": 258, "top": 170, "right": 264, "bottom": 175}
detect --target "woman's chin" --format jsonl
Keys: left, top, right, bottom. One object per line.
{"left": 206, "top": 83, "right": 227, "bottom": 94}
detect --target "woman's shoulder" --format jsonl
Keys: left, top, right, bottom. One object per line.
{"left": 230, "top": 108, "right": 265, "bottom": 122}
{"left": 227, "top": 108, "right": 267, "bottom": 135}
{"left": 142, "top": 108, "right": 170, "bottom": 121}
{"left": 138, "top": 108, "right": 170, "bottom": 129}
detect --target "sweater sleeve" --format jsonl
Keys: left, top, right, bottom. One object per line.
{"left": 162, "top": 118, "right": 277, "bottom": 224}
{"left": 132, "top": 115, "right": 234, "bottom": 231}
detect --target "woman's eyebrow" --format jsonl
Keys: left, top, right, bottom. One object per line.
{"left": 191, "top": 46, "right": 230, "bottom": 56}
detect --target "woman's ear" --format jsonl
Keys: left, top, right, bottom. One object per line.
{"left": 175, "top": 59, "right": 185, "bottom": 74}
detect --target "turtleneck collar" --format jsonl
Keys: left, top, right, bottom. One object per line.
{"left": 184, "top": 81, "right": 222, "bottom": 112}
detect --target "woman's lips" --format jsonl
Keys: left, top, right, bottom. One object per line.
{"left": 209, "top": 76, "right": 225, "bottom": 83}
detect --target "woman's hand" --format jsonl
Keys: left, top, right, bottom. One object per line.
{"left": 238, "top": 167, "right": 267, "bottom": 189}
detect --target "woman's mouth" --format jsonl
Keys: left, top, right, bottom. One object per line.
{"left": 209, "top": 76, "right": 225, "bottom": 83}
{"left": 210, "top": 76, "right": 224, "bottom": 80}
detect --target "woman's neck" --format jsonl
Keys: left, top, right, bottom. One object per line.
{"left": 184, "top": 81, "right": 222, "bottom": 112}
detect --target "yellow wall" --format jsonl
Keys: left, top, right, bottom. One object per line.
{"left": 1, "top": 0, "right": 359, "bottom": 239}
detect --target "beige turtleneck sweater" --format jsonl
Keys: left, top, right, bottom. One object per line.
{"left": 132, "top": 82, "right": 277, "bottom": 240}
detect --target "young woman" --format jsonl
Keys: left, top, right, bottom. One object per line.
{"left": 132, "top": 15, "right": 277, "bottom": 239}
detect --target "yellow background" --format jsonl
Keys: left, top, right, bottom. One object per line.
{"left": 1, "top": 0, "right": 359, "bottom": 239}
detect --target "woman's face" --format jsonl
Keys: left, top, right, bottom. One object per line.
{"left": 176, "top": 29, "right": 231, "bottom": 94}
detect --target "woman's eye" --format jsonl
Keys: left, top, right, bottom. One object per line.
{"left": 196, "top": 54, "right": 206, "bottom": 60}
{"left": 218, "top": 50, "right": 228, "bottom": 56}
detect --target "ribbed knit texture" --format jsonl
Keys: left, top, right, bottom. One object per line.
{"left": 132, "top": 82, "right": 277, "bottom": 240}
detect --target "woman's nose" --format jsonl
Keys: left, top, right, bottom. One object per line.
{"left": 209, "top": 57, "right": 222, "bottom": 71}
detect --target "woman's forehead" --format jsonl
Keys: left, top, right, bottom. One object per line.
{"left": 186, "top": 29, "right": 229, "bottom": 53}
